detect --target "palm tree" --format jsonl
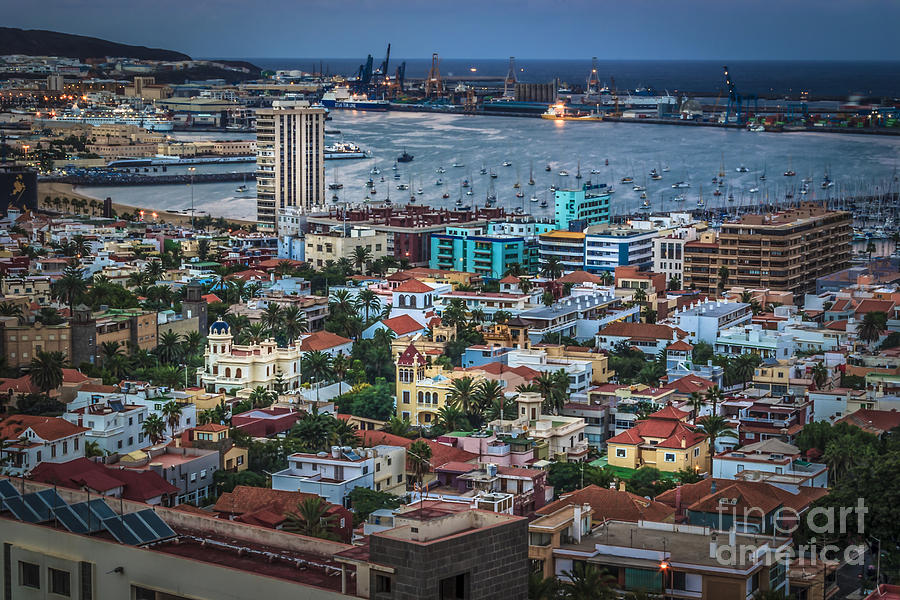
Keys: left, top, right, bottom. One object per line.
{"left": 52, "top": 263, "right": 87, "bottom": 313}
{"left": 535, "top": 370, "right": 569, "bottom": 415}
{"left": 561, "top": 562, "right": 616, "bottom": 600}
{"left": 0, "top": 302, "right": 23, "bottom": 320}
{"left": 408, "top": 439, "right": 432, "bottom": 489}
{"left": 504, "top": 263, "right": 524, "bottom": 277}
{"left": 283, "top": 496, "right": 338, "bottom": 541}
{"left": 160, "top": 401, "right": 184, "bottom": 441}
{"left": 541, "top": 256, "right": 563, "bottom": 279}
{"left": 542, "top": 291, "right": 555, "bottom": 307}
{"left": 689, "top": 391, "right": 706, "bottom": 420}
{"left": 329, "top": 289, "right": 356, "bottom": 319}
{"left": 469, "top": 308, "right": 487, "bottom": 326}
{"left": 29, "top": 351, "right": 66, "bottom": 393}
{"left": 859, "top": 311, "right": 887, "bottom": 344}
{"left": 698, "top": 414, "right": 736, "bottom": 470}
{"left": 667, "top": 274, "right": 681, "bottom": 290}
{"left": 141, "top": 414, "right": 166, "bottom": 444}
{"left": 811, "top": 361, "right": 828, "bottom": 389}
{"left": 475, "top": 379, "right": 506, "bottom": 421}
{"left": 330, "top": 419, "right": 360, "bottom": 447}
{"left": 182, "top": 331, "right": 204, "bottom": 358}
{"left": 292, "top": 408, "right": 334, "bottom": 451}
{"left": 248, "top": 386, "right": 277, "bottom": 408}
{"left": 355, "top": 289, "right": 381, "bottom": 323}
{"left": 435, "top": 405, "right": 468, "bottom": 432}
{"left": 242, "top": 322, "right": 269, "bottom": 345}
{"left": 598, "top": 271, "right": 614, "bottom": 286}
{"left": 302, "top": 350, "right": 334, "bottom": 387}
{"left": 632, "top": 287, "right": 648, "bottom": 304}
{"left": 492, "top": 310, "right": 511, "bottom": 324}
{"left": 528, "top": 571, "right": 560, "bottom": 600}
{"left": 484, "top": 394, "right": 516, "bottom": 422}
{"left": 144, "top": 258, "right": 165, "bottom": 281}
{"left": 717, "top": 265, "right": 730, "bottom": 292}
{"left": 383, "top": 416, "right": 412, "bottom": 437}
{"left": 84, "top": 440, "right": 105, "bottom": 458}
{"left": 446, "top": 377, "right": 479, "bottom": 416}
{"left": 281, "top": 305, "right": 309, "bottom": 345}
{"left": 156, "top": 331, "right": 183, "bottom": 365}
{"left": 352, "top": 245, "right": 373, "bottom": 274}
{"left": 259, "top": 302, "right": 282, "bottom": 332}
{"left": 704, "top": 385, "right": 725, "bottom": 416}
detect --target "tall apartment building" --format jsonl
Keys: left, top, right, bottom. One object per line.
{"left": 554, "top": 183, "right": 612, "bottom": 230}
{"left": 255, "top": 101, "right": 326, "bottom": 232}
{"left": 684, "top": 205, "right": 852, "bottom": 297}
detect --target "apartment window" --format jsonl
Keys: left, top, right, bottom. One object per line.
{"left": 376, "top": 463, "right": 381, "bottom": 472}
{"left": 397, "top": 474, "right": 403, "bottom": 483}
{"left": 664, "top": 453, "right": 676, "bottom": 463}
{"left": 20, "top": 561, "right": 40, "bottom": 589}
{"left": 74, "top": 438, "right": 79, "bottom": 451}
{"left": 402, "top": 391, "right": 410, "bottom": 404}
{"left": 49, "top": 568, "right": 71, "bottom": 597}
{"left": 615, "top": 448, "right": 627, "bottom": 458}
{"left": 737, "top": 464, "right": 745, "bottom": 472}
{"left": 362, "top": 466, "right": 368, "bottom": 475}
{"left": 51, "top": 444, "right": 57, "bottom": 458}
{"left": 200, "top": 469, "right": 207, "bottom": 479}
{"left": 63, "top": 441, "right": 68, "bottom": 454}
{"left": 374, "top": 574, "right": 393, "bottom": 594}
{"left": 694, "top": 447, "right": 700, "bottom": 457}
{"left": 190, "top": 472, "right": 197, "bottom": 482}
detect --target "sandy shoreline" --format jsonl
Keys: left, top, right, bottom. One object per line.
{"left": 37, "top": 182, "right": 257, "bottom": 227}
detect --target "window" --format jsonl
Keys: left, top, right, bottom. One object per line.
{"left": 63, "top": 441, "right": 68, "bottom": 454}
{"left": 694, "top": 447, "right": 700, "bottom": 457}
{"left": 190, "top": 472, "right": 197, "bottom": 482}
{"left": 200, "top": 469, "right": 207, "bottom": 479}
{"left": 664, "top": 453, "right": 676, "bottom": 463}
{"left": 49, "top": 568, "right": 71, "bottom": 597}
{"left": 615, "top": 448, "right": 627, "bottom": 458}
{"left": 117, "top": 440, "right": 123, "bottom": 450}
{"left": 20, "top": 561, "right": 40, "bottom": 589}
{"left": 51, "top": 444, "right": 57, "bottom": 458}
{"left": 737, "top": 464, "right": 745, "bottom": 472}
{"left": 74, "top": 438, "right": 79, "bottom": 451}
{"left": 397, "top": 474, "right": 403, "bottom": 483}
{"left": 237, "top": 455, "right": 244, "bottom": 466}
{"left": 374, "top": 574, "right": 392, "bottom": 594}
{"left": 402, "top": 391, "right": 410, "bottom": 404}
{"left": 127, "top": 437, "right": 133, "bottom": 447}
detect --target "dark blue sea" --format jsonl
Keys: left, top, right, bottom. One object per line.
{"left": 244, "top": 58, "right": 900, "bottom": 98}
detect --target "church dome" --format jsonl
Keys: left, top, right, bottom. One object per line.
{"left": 209, "top": 319, "right": 230, "bottom": 335}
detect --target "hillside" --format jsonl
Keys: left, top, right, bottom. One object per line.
{"left": 0, "top": 28, "right": 190, "bottom": 61}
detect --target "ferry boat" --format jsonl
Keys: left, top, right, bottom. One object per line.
{"left": 50, "top": 103, "right": 174, "bottom": 131}
{"left": 321, "top": 87, "right": 389, "bottom": 111}
{"left": 541, "top": 103, "right": 603, "bottom": 122}
{"left": 324, "top": 142, "right": 369, "bottom": 160}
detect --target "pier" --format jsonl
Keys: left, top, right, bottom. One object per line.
{"left": 40, "top": 171, "right": 256, "bottom": 186}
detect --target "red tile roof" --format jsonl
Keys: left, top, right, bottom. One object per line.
{"left": 836, "top": 409, "right": 900, "bottom": 436}
{"left": 79, "top": 383, "right": 118, "bottom": 394}
{"left": 387, "top": 271, "right": 414, "bottom": 282}
{"left": 396, "top": 343, "right": 425, "bottom": 366}
{"left": 599, "top": 321, "right": 680, "bottom": 341}
{"left": 538, "top": 485, "right": 674, "bottom": 523}
{"left": 464, "top": 362, "right": 541, "bottom": 381}
{"left": 666, "top": 340, "right": 694, "bottom": 352}
{"left": 62, "top": 369, "right": 90, "bottom": 384}
{"left": 393, "top": 278, "right": 433, "bottom": 293}
{"left": 607, "top": 416, "right": 705, "bottom": 449}
{"left": 664, "top": 375, "right": 716, "bottom": 395}
{"left": 854, "top": 299, "right": 894, "bottom": 316}
{"left": 358, "top": 430, "right": 478, "bottom": 471}
{"left": 30, "top": 458, "right": 178, "bottom": 502}
{"left": 824, "top": 320, "right": 848, "bottom": 331}
{"left": 655, "top": 479, "right": 827, "bottom": 515}
{"left": 0, "top": 415, "right": 88, "bottom": 442}
{"left": 298, "top": 330, "right": 352, "bottom": 352}
{"left": 201, "top": 293, "right": 222, "bottom": 304}
{"left": 499, "top": 275, "right": 521, "bottom": 284}
{"left": 381, "top": 314, "right": 426, "bottom": 336}
{"left": 648, "top": 404, "right": 690, "bottom": 421}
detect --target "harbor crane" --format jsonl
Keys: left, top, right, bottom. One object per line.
{"left": 723, "top": 65, "right": 758, "bottom": 125}
{"left": 379, "top": 44, "right": 390, "bottom": 81}
{"left": 503, "top": 56, "right": 517, "bottom": 98}
{"left": 587, "top": 57, "right": 600, "bottom": 95}
{"left": 357, "top": 54, "right": 374, "bottom": 86}
{"left": 425, "top": 53, "right": 443, "bottom": 98}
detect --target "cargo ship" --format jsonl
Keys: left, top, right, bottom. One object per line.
{"left": 321, "top": 87, "right": 389, "bottom": 111}
{"left": 541, "top": 103, "right": 603, "bottom": 122}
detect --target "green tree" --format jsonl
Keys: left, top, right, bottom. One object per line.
{"left": 859, "top": 311, "right": 888, "bottom": 344}
{"left": 446, "top": 377, "right": 480, "bottom": 417}
{"left": 667, "top": 275, "right": 681, "bottom": 290}
{"left": 811, "top": 361, "right": 829, "bottom": 389}
{"left": 717, "top": 265, "right": 730, "bottom": 292}
{"left": 248, "top": 386, "right": 277, "bottom": 409}
{"left": 161, "top": 401, "right": 184, "bottom": 440}
{"left": 52, "top": 263, "right": 88, "bottom": 313}
{"left": 155, "top": 331, "right": 183, "bottom": 365}
{"left": 29, "top": 351, "right": 67, "bottom": 394}
{"left": 697, "top": 414, "right": 736, "bottom": 470}
{"left": 283, "top": 496, "right": 338, "bottom": 541}
{"left": 302, "top": 350, "right": 334, "bottom": 387}
{"left": 547, "top": 462, "right": 615, "bottom": 495}
{"left": 281, "top": 305, "right": 309, "bottom": 345}
{"left": 561, "top": 562, "right": 616, "bottom": 600}
{"left": 691, "top": 342, "right": 714, "bottom": 365}
{"left": 347, "top": 487, "right": 403, "bottom": 526}
{"left": 84, "top": 440, "right": 105, "bottom": 458}
{"left": 408, "top": 439, "right": 432, "bottom": 490}
{"left": 141, "top": 413, "right": 166, "bottom": 444}
{"left": 435, "top": 405, "right": 470, "bottom": 432}
{"left": 626, "top": 466, "right": 676, "bottom": 498}
{"left": 541, "top": 256, "right": 563, "bottom": 279}
{"left": 352, "top": 245, "right": 373, "bottom": 274}
{"left": 355, "top": 288, "right": 381, "bottom": 324}
{"left": 535, "top": 370, "right": 569, "bottom": 415}
{"left": 528, "top": 572, "right": 560, "bottom": 600}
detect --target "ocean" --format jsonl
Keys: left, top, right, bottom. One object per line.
{"left": 76, "top": 111, "right": 900, "bottom": 221}
{"left": 246, "top": 58, "right": 900, "bottom": 98}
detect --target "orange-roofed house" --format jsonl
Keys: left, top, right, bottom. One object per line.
{"left": 0, "top": 414, "right": 89, "bottom": 475}
{"left": 362, "top": 313, "right": 429, "bottom": 340}
{"left": 389, "top": 277, "right": 442, "bottom": 327}
{"left": 597, "top": 321, "right": 686, "bottom": 357}
{"left": 606, "top": 406, "right": 708, "bottom": 474}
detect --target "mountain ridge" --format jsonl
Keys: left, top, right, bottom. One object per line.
{"left": 0, "top": 28, "right": 191, "bottom": 61}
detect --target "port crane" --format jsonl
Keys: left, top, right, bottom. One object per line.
{"left": 586, "top": 57, "right": 600, "bottom": 95}
{"left": 723, "top": 65, "right": 758, "bottom": 125}
{"left": 503, "top": 56, "right": 517, "bottom": 98}
{"left": 425, "top": 53, "right": 443, "bottom": 98}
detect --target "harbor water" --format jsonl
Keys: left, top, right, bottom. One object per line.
{"left": 77, "top": 111, "right": 900, "bottom": 221}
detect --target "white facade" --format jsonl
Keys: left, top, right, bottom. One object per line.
{"left": 674, "top": 300, "right": 753, "bottom": 345}
{"left": 256, "top": 101, "right": 326, "bottom": 232}
{"left": 715, "top": 325, "right": 796, "bottom": 360}
{"left": 1, "top": 417, "right": 87, "bottom": 476}
{"left": 64, "top": 401, "right": 148, "bottom": 455}
{"left": 271, "top": 445, "right": 406, "bottom": 506}
{"left": 505, "top": 349, "right": 593, "bottom": 395}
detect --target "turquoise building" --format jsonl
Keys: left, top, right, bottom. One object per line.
{"left": 430, "top": 226, "right": 535, "bottom": 279}
{"left": 555, "top": 183, "right": 612, "bottom": 230}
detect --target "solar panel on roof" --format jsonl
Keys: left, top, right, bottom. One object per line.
{"left": 69, "top": 501, "right": 105, "bottom": 533}
{"left": 52, "top": 504, "right": 90, "bottom": 534}
{"left": 122, "top": 512, "right": 156, "bottom": 543}
{"left": 108, "top": 399, "right": 125, "bottom": 412}
{"left": 87, "top": 498, "right": 116, "bottom": 520}
{"left": 0, "top": 480, "right": 19, "bottom": 500}
{"left": 102, "top": 516, "right": 141, "bottom": 546}
{"left": 134, "top": 509, "right": 176, "bottom": 541}
{"left": 21, "top": 493, "right": 52, "bottom": 521}
{"left": 35, "top": 488, "right": 67, "bottom": 509}
{"left": 4, "top": 496, "right": 43, "bottom": 523}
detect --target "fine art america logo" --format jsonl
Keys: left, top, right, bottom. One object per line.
{"left": 712, "top": 498, "right": 868, "bottom": 567}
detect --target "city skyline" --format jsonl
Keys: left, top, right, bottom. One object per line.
{"left": 2, "top": 0, "right": 900, "bottom": 61}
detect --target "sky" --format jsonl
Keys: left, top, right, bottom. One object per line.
{"left": 2, "top": 0, "right": 900, "bottom": 61}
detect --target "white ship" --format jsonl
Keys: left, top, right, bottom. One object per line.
{"left": 321, "top": 87, "right": 389, "bottom": 111}
{"left": 50, "top": 103, "right": 174, "bottom": 131}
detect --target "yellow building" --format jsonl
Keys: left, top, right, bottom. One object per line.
{"left": 304, "top": 226, "right": 390, "bottom": 269}
{"left": 606, "top": 405, "right": 709, "bottom": 473}
{"left": 395, "top": 343, "right": 484, "bottom": 426}
{"left": 538, "top": 343, "right": 610, "bottom": 385}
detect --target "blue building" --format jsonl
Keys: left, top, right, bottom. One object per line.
{"left": 583, "top": 224, "right": 658, "bottom": 273}
{"left": 429, "top": 225, "right": 535, "bottom": 279}
{"left": 554, "top": 183, "right": 612, "bottom": 231}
